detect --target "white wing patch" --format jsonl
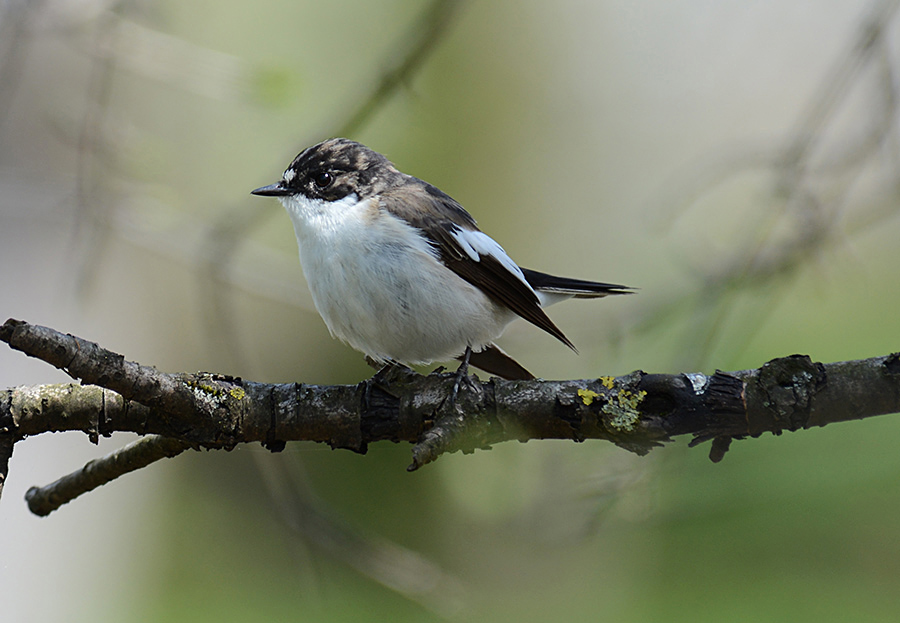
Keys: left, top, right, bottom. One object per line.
{"left": 450, "top": 228, "right": 533, "bottom": 290}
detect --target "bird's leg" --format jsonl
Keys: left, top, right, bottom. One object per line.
{"left": 449, "top": 346, "right": 475, "bottom": 406}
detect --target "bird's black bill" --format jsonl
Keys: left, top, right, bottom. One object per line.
{"left": 251, "top": 182, "right": 290, "bottom": 197}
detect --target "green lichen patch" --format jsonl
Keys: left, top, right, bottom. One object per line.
{"left": 601, "top": 388, "right": 647, "bottom": 432}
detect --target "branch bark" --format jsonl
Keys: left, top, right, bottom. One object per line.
{"left": 2, "top": 318, "right": 899, "bottom": 515}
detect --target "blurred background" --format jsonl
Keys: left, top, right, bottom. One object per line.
{"left": 2, "top": 0, "right": 900, "bottom": 621}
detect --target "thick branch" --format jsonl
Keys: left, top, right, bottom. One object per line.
{"left": 3, "top": 317, "right": 899, "bottom": 453}
{"left": 2, "top": 318, "right": 899, "bottom": 513}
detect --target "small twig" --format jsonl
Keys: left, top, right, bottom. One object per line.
{"left": 408, "top": 414, "right": 466, "bottom": 472}
{"left": 25, "top": 435, "right": 192, "bottom": 517}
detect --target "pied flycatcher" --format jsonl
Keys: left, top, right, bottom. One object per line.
{"left": 251, "top": 138, "right": 631, "bottom": 380}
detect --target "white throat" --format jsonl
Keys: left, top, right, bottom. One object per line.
{"left": 279, "top": 192, "right": 364, "bottom": 239}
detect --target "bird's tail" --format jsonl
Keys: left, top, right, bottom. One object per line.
{"left": 521, "top": 268, "right": 634, "bottom": 300}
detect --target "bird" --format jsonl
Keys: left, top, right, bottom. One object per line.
{"left": 251, "top": 138, "right": 632, "bottom": 381}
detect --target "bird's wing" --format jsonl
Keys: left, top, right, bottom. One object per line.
{"left": 379, "top": 181, "right": 575, "bottom": 350}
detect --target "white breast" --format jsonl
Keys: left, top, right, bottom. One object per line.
{"left": 279, "top": 193, "right": 515, "bottom": 365}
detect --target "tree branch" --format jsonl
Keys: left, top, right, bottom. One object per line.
{"left": 24, "top": 434, "right": 191, "bottom": 516}
{"left": 2, "top": 317, "right": 899, "bottom": 515}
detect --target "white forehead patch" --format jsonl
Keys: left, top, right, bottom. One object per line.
{"left": 283, "top": 168, "right": 296, "bottom": 183}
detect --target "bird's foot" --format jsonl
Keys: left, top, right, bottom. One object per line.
{"left": 449, "top": 346, "right": 477, "bottom": 408}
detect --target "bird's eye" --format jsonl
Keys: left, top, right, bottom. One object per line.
{"left": 313, "top": 171, "right": 333, "bottom": 188}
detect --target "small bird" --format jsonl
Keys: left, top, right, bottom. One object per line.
{"left": 251, "top": 138, "right": 631, "bottom": 380}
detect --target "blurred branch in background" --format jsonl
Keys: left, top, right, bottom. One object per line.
{"left": 73, "top": 7, "right": 121, "bottom": 295}
{"left": 639, "top": 0, "right": 900, "bottom": 370}
{"left": 253, "top": 452, "right": 467, "bottom": 618}
{"left": 0, "top": 0, "right": 274, "bottom": 295}
{"left": 71, "top": 1, "right": 264, "bottom": 286}
{"left": 0, "top": 0, "right": 47, "bottom": 135}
